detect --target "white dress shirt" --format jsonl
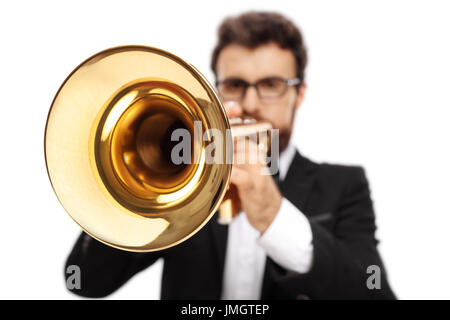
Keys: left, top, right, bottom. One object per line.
{"left": 221, "top": 144, "right": 314, "bottom": 300}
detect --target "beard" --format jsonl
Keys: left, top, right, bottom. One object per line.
{"left": 241, "top": 108, "right": 296, "bottom": 155}
{"left": 278, "top": 126, "right": 293, "bottom": 154}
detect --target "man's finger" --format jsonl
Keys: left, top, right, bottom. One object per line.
{"left": 229, "top": 166, "right": 252, "bottom": 190}
{"left": 233, "top": 138, "right": 267, "bottom": 170}
{"left": 224, "top": 101, "right": 242, "bottom": 118}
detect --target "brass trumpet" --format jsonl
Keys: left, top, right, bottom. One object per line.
{"left": 45, "top": 46, "right": 271, "bottom": 252}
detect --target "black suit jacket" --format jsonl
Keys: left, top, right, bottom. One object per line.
{"left": 65, "top": 151, "right": 396, "bottom": 299}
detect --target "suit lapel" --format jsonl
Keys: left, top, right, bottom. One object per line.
{"left": 279, "top": 151, "right": 318, "bottom": 213}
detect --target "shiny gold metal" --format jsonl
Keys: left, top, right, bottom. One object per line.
{"left": 45, "top": 45, "right": 271, "bottom": 252}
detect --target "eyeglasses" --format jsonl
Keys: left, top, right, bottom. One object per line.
{"left": 216, "top": 77, "right": 301, "bottom": 101}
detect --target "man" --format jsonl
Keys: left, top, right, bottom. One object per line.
{"left": 65, "top": 11, "right": 395, "bottom": 299}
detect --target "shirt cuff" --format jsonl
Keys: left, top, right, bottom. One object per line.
{"left": 257, "top": 197, "right": 314, "bottom": 274}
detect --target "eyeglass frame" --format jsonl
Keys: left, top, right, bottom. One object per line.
{"left": 215, "top": 76, "right": 302, "bottom": 101}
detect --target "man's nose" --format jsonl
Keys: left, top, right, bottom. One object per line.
{"left": 241, "top": 86, "right": 259, "bottom": 114}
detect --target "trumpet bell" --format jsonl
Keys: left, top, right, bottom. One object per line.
{"left": 45, "top": 46, "right": 231, "bottom": 252}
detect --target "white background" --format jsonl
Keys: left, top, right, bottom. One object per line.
{"left": 1, "top": 0, "right": 449, "bottom": 299}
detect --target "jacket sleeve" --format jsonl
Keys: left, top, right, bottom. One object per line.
{"left": 266, "top": 166, "right": 396, "bottom": 299}
{"left": 64, "top": 232, "right": 163, "bottom": 298}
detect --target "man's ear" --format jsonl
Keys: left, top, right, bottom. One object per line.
{"left": 295, "top": 83, "right": 307, "bottom": 110}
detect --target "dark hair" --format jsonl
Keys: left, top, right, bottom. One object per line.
{"left": 211, "top": 11, "right": 308, "bottom": 84}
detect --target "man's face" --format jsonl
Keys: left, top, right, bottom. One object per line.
{"left": 216, "top": 42, "right": 306, "bottom": 152}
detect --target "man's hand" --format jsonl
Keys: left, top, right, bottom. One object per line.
{"left": 230, "top": 140, "right": 282, "bottom": 234}
{"left": 225, "top": 101, "right": 282, "bottom": 234}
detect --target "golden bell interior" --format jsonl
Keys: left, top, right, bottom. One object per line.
{"left": 95, "top": 79, "right": 204, "bottom": 214}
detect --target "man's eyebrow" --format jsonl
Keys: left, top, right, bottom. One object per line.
{"left": 221, "top": 75, "right": 290, "bottom": 82}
